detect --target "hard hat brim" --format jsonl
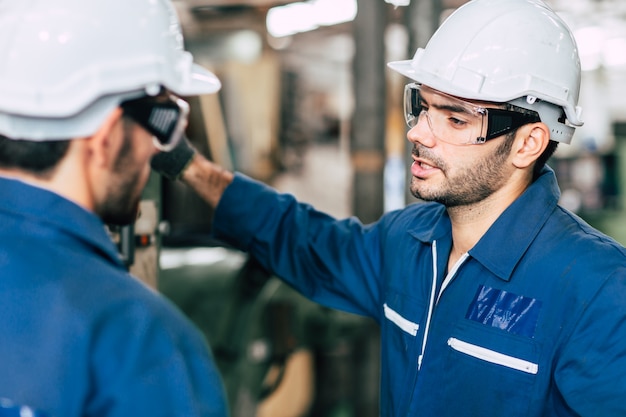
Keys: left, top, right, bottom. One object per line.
{"left": 176, "top": 63, "right": 222, "bottom": 96}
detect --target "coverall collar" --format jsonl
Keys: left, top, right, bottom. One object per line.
{"left": 407, "top": 166, "right": 561, "bottom": 282}
{"left": 0, "top": 176, "right": 126, "bottom": 268}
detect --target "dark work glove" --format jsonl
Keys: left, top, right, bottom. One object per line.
{"left": 150, "top": 136, "right": 196, "bottom": 180}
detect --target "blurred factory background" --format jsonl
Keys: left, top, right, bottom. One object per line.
{"left": 121, "top": 0, "right": 626, "bottom": 416}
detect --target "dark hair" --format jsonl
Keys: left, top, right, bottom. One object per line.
{"left": 0, "top": 135, "right": 71, "bottom": 178}
{"left": 534, "top": 140, "right": 558, "bottom": 180}
{"left": 501, "top": 130, "right": 558, "bottom": 181}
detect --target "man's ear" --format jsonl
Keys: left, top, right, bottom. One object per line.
{"left": 84, "top": 108, "right": 124, "bottom": 168}
{"left": 512, "top": 122, "right": 550, "bottom": 169}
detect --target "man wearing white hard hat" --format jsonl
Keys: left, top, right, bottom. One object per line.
{"left": 152, "top": 0, "right": 626, "bottom": 415}
{"left": 0, "top": 0, "right": 227, "bottom": 416}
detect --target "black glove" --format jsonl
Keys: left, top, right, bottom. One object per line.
{"left": 150, "top": 136, "right": 196, "bottom": 180}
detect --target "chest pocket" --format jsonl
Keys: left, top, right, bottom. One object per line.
{"left": 441, "top": 320, "right": 541, "bottom": 417}
{"left": 382, "top": 291, "right": 425, "bottom": 353}
{"left": 384, "top": 303, "right": 419, "bottom": 336}
{"left": 380, "top": 291, "right": 427, "bottom": 411}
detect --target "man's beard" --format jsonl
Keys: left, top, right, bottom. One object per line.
{"left": 410, "top": 136, "right": 514, "bottom": 207}
{"left": 96, "top": 133, "right": 144, "bottom": 226}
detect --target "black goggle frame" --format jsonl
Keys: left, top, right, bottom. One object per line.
{"left": 121, "top": 93, "right": 190, "bottom": 152}
{"left": 405, "top": 84, "right": 542, "bottom": 143}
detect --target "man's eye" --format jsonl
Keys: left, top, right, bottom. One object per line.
{"left": 449, "top": 117, "right": 467, "bottom": 126}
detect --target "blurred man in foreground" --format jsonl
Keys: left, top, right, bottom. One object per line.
{"left": 0, "top": 0, "right": 228, "bottom": 415}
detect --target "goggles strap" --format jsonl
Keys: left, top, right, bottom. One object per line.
{"left": 486, "top": 107, "right": 541, "bottom": 141}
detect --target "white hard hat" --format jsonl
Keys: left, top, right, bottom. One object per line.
{"left": 388, "top": 0, "right": 583, "bottom": 143}
{"left": 0, "top": 0, "right": 221, "bottom": 141}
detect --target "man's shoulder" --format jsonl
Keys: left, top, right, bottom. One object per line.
{"left": 531, "top": 206, "right": 626, "bottom": 282}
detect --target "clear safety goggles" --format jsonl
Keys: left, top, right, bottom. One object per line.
{"left": 121, "top": 93, "right": 190, "bottom": 152}
{"left": 404, "top": 83, "right": 541, "bottom": 145}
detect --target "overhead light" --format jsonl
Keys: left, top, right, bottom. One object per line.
{"left": 226, "top": 30, "right": 263, "bottom": 63}
{"left": 574, "top": 25, "right": 626, "bottom": 71}
{"left": 266, "top": 0, "right": 357, "bottom": 38}
{"left": 603, "top": 37, "right": 626, "bottom": 69}
{"left": 574, "top": 26, "right": 606, "bottom": 71}
{"left": 385, "top": 0, "right": 410, "bottom": 6}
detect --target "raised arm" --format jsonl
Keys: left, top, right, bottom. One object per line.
{"left": 150, "top": 137, "right": 233, "bottom": 209}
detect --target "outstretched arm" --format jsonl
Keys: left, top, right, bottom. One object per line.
{"left": 151, "top": 135, "right": 383, "bottom": 318}
{"left": 150, "top": 136, "right": 233, "bottom": 209}
{"left": 181, "top": 153, "right": 233, "bottom": 209}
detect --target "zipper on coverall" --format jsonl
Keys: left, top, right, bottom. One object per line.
{"left": 418, "top": 240, "right": 469, "bottom": 370}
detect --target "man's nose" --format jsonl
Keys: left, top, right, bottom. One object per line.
{"left": 407, "top": 111, "right": 436, "bottom": 148}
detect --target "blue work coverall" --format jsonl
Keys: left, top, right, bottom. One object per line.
{"left": 212, "top": 167, "right": 626, "bottom": 417}
{"left": 0, "top": 177, "right": 228, "bottom": 417}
